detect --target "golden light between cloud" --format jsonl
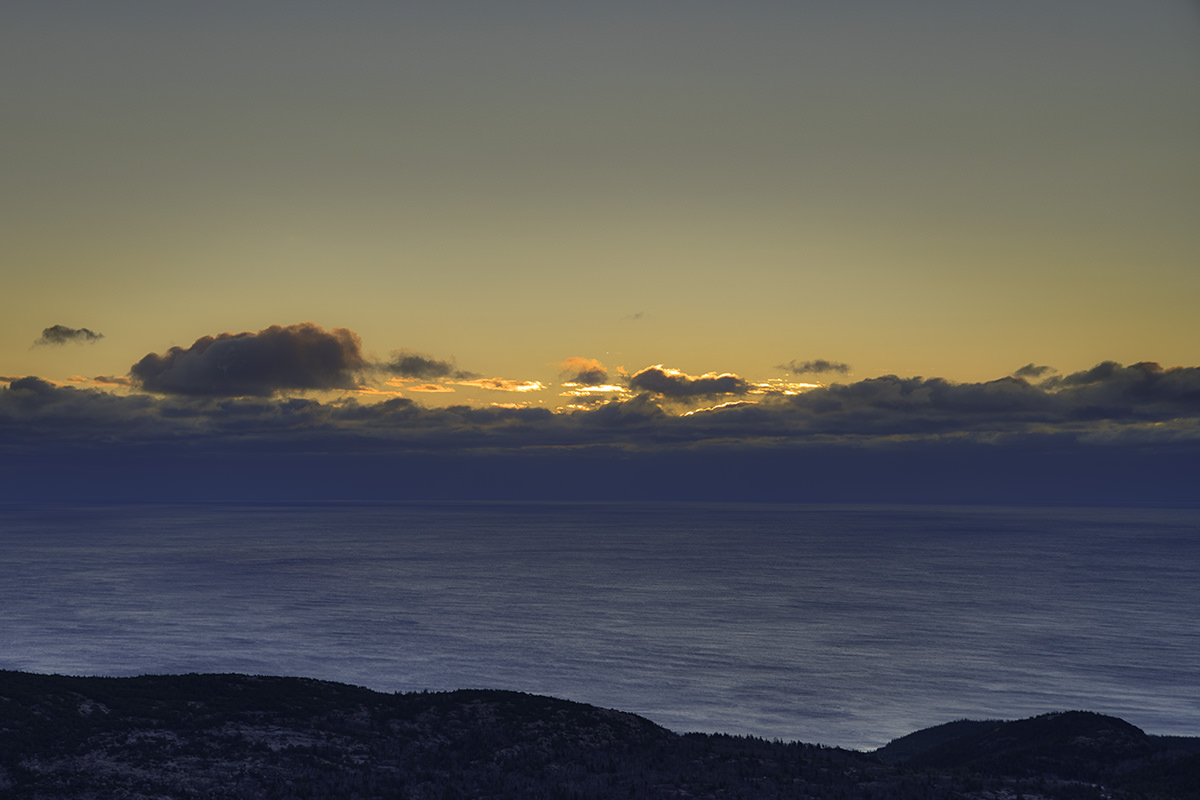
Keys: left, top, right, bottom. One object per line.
{"left": 454, "top": 378, "right": 545, "bottom": 392}
{"left": 753, "top": 379, "right": 821, "bottom": 395}
{"left": 682, "top": 401, "right": 759, "bottom": 416}
{"left": 559, "top": 383, "right": 629, "bottom": 396}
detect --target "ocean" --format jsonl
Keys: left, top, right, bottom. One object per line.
{"left": 1, "top": 501, "right": 1196, "bottom": 750}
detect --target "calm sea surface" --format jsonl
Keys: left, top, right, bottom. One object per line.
{"left": 0, "top": 502, "right": 1196, "bottom": 750}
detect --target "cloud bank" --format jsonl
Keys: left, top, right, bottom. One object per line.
{"left": 4, "top": 364, "right": 1196, "bottom": 505}
{"left": 35, "top": 325, "right": 103, "bottom": 346}
{"left": 10, "top": 358, "right": 1199, "bottom": 449}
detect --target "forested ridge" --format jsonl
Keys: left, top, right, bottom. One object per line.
{"left": 0, "top": 671, "right": 1197, "bottom": 799}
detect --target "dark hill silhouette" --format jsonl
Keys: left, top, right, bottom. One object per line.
{"left": 877, "top": 710, "right": 1155, "bottom": 775}
{"left": 876, "top": 710, "right": 1200, "bottom": 799}
{"left": 0, "top": 671, "right": 1196, "bottom": 799}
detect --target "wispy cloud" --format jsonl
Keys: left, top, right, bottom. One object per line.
{"left": 558, "top": 357, "right": 608, "bottom": 386}
{"left": 385, "top": 350, "right": 476, "bottom": 381}
{"left": 778, "top": 359, "right": 851, "bottom": 376}
{"left": 90, "top": 375, "right": 133, "bottom": 387}
{"left": 34, "top": 325, "right": 103, "bottom": 346}
{"left": 1013, "top": 363, "right": 1056, "bottom": 379}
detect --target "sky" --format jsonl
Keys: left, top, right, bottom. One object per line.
{"left": 3, "top": 2, "right": 1199, "bottom": 503}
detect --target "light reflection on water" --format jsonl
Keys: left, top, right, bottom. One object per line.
{"left": 0, "top": 502, "right": 1196, "bottom": 750}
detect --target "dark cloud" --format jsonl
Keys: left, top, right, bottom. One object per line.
{"left": 558, "top": 357, "right": 608, "bottom": 386}
{"left": 780, "top": 374, "right": 1062, "bottom": 436}
{"left": 1013, "top": 363, "right": 1056, "bottom": 379}
{"left": 627, "top": 366, "right": 752, "bottom": 398}
{"left": 8, "top": 376, "right": 57, "bottom": 394}
{"left": 130, "top": 323, "right": 366, "bottom": 397}
{"left": 779, "top": 359, "right": 851, "bottom": 375}
{"left": 573, "top": 393, "right": 667, "bottom": 429}
{"left": 774, "top": 362, "right": 1200, "bottom": 436}
{"left": 1, "top": 376, "right": 162, "bottom": 445}
{"left": 35, "top": 325, "right": 103, "bottom": 346}
{"left": 1046, "top": 361, "right": 1200, "bottom": 418}
{"left": 386, "top": 350, "right": 476, "bottom": 381}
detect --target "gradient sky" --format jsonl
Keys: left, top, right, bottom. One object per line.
{"left": 3, "top": 2, "right": 1199, "bottom": 503}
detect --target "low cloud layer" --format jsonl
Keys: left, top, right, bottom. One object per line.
{"left": 4, "top": 353, "right": 1199, "bottom": 504}
{"left": 628, "top": 366, "right": 752, "bottom": 398}
{"left": 780, "top": 359, "right": 851, "bottom": 375}
{"left": 35, "top": 325, "right": 103, "bottom": 346}
{"left": 130, "top": 323, "right": 366, "bottom": 396}
{"left": 11, "top": 358, "right": 1198, "bottom": 447}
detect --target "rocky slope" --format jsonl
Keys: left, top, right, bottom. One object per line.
{"left": 0, "top": 671, "right": 1196, "bottom": 799}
